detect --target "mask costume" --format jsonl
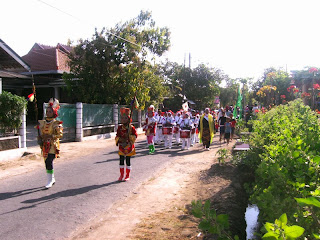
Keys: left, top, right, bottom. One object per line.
{"left": 36, "top": 98, "right": 63, "bottom": 188}
{"left": 115, "top": 107, "right": 138, "bottom": 181}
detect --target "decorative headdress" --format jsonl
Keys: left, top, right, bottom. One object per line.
{"left": 120, "top": 107, "right": 131, "bottom": 117}
{"left": 48, "top": 98, "right": 60, "bottom": 118}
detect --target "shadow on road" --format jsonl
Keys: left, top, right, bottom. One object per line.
{"left": 95, "top": 158, "right": 119, "bottom": 164}
{"left": 0, "top": 187, "right": 45, "bottom": 201}
{"left": 0, "top": 181, "right": 120, "bottom": 216}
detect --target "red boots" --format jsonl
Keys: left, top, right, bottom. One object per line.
{"left": 118, "top": 166, "right": 125, "bottom": 181}
{"left": 124, "top": 166, "right": 131, "bottom": 181}
{"left": 119, "top": 166, "right": 131, "bottom": 181}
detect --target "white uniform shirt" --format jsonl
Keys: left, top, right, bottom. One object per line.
{"left": 161, "top": 116, "right": 175, "bottom": 126}
{"left": 180, "top": 118, "right": 193, "bottom": 129}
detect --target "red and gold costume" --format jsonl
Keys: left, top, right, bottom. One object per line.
{"left": 115, "top": 124, "right": 137, "bottom": 157}
{"left": 36, "top": 98, "right": 63, "bottom": 189}
{"left": 37, "top": 119, "right": 63, "bottom": 159}
{"left": 115, "top": 107, "right": 138, "bottom": 181}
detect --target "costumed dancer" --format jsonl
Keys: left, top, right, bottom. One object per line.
{"left": 199, "top": 108, "right": 214, "bottom": 150}
{"left": 155, "top": 109, "right": 164, "bottom": 144}
{"left": 161, "top": 111, "right": 175, "bottom": 149}
{"left": 173, "top": 111, "right": 182, "bottom": 144}
{"left": 115, "top": 107, "right": 138, "bottom": 181}
{"left": 143, "top": 105, "right": 157, "bottom": 154}
{"left": 37, "top": 98, "right": 63, "bottom": 188}
{"left": 180, "top": 112, "right": 193, "bottom": 150}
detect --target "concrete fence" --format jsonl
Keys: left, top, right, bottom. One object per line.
{"left": 43, "top": 102, "right": 144, "bottom": 142}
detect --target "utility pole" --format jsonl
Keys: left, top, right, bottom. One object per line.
{"left": 189, "top": 53, "right": 191, "bottom": 69}
{"left": 182, "top": 53, "right": 186, "bottom": 104}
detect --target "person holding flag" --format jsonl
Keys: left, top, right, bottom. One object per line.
{"left": 115, "top": 107, "right": 138, "bottom": 181}
{"left": 36, "top": 98, "right": 63, "bottom": 188}
{"left": 233, "top": 85, "right": 242, "bottom": 119}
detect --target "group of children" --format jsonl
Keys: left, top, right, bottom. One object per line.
{"left": 142, "top": 105, "right": 200, "bottom": 153}
{"left": 216, "top": 110, "right": 237, "bottom": 145}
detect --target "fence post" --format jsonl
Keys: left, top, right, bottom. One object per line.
{"left": 138, "top": 110, "right": 142, "bottom": 128}
{"left": 113, "top": 104, "right": 118, "bottom": 132}
{"left": 19, "top": 107, "right": 26, "bottom": 148}
{"left": 76, "top": 102, "right": 83, "bottom": 142}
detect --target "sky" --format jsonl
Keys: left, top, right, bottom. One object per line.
{"left": 2, "top": 0, "right": 320, "bottom": 81}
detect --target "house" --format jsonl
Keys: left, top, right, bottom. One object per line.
{"left": 21, "top": 43, "right": 71, "bottom": 99}
{"left": 20, "top": 43, "right": 73, "bottom": 121}
{"left": 0, "top": 39, "right": 31, "bottom": 95}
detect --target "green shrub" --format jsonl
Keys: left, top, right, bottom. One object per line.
{"left": 0, "top": 91, "right": 27, "bottom": 135}
{"left": 245, "top": 99, "right": 320, "bottom": 238}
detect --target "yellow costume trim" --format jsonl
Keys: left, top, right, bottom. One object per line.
{"left": 199, "top": 114, "right": 214, "bottom": 143}
{"left": 38, "top": 119, "right": 63, "bottom": 159}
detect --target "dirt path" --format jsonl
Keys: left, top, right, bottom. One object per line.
{"left": 68, "top": 136, "right": 240, "bottom": 240}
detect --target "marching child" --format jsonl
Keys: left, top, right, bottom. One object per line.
{"left": 180, "top": 112, "right": 193, "bottom": 150}
{"left": 37, "top": 98, "right": 63, "bottom": 189}
{"left": 174, "top": 111, "right": 182, "bottom": 144}
{"left": 155, "top": 109, "right": 164, "bottom": 144}
{"left": 230, "top": 115, "right": 237, "bottom": 140}
{"left": 161, "top": 111, "right": 175, "bottom": 149}
{"left": 224, "top": 117, "right": 232, "bottom": 145}
{"left": 115, "top": 107, "right": 138, "bottom": 181}
{"left": 143, "top": 105, "right": 157, "bottom": 154}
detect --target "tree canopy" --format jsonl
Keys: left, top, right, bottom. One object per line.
{"left": 63, "top": 11, "right": 170, "bottom": 109}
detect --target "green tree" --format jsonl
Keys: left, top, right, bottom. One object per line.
{"left": 185, "top": 64, "right": 223, "bottom": 110}
{"left": 160, "top": 62, "right": 224, "bottom": 111}
{"left": 63, "top": 11, "right": 170, "bottom": 108}
{"left": 219, "top": 79, "right": 239, "bottom": 107}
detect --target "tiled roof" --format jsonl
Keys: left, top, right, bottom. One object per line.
{"left": 0, "top": 39, "right": 31, "bottom": 72}
{"left": 22, "top": 43, "right": 71, "bottom": 72}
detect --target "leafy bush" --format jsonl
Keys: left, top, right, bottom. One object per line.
{"left": 191, "top": 200, "right": 239, "bottom": 240}
{"left": 216, "top": 148, "right": 230, "bottom": 164}
{"left": 245, "top": 99, "right": 320, "bottom": 238}
{"left": 0, "top": 91, "right": 27, "bottom": 135}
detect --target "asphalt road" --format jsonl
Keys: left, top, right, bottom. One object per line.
{"left": 0, "top": 139, "right": 200, "bottom": 240}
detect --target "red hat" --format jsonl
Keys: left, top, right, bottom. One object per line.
{"left": 120, "top": 107, "right": 131, "bottom": 117}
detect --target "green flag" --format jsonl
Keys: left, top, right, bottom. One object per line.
{"left": 233, "top": 85, "right": 242, "bottom": 119}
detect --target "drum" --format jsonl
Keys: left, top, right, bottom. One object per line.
{"left": 180, "top": 130, "right": 190, "bottom": 138}
{"left": 162, "top": 127, "right": 173, "bottom": 135}
{"left": 173, "top": 126, "right": 179, "bottom": 134}
{"left": 191, "top": 128, "right": 196, "bottom": 134}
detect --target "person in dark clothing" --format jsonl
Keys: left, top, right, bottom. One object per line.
{"left": 218, "top": 111, "right": 227, "bottom": 143}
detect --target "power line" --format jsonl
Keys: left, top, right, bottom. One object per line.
{"left": 36, "top": 0, "right": 141, "bottom": 48}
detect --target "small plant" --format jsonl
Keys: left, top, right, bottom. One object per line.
{"left": 216, "top": 148, "right": 230, "bottom": 164}
{"left": 262, "top": 213, "right": 304, "bottom": 240}
{"left": 191, "top": 200, "right": 239, "bottom": 240}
